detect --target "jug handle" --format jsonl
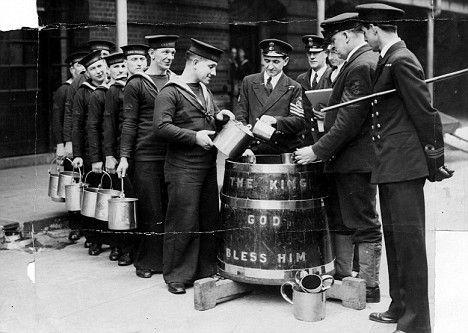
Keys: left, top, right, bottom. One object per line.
{"left": 280, "top": 281, "right": 295, "bottom": 304}
{"left": 321, "top": 275, "right": 335, "bottom": 291}
{"left": 48, "top": 156, "right": 61, "bottom": 175}
{"left": 294, "top": 269, "right": 309, "bottom": 286}
{"left": 120, "top": 176, "right": 125, "bottom": 198}
{"left": 99, "top": 170, "right": 112, "bottom": 189}
{"left": 83, "top": 170, "right": 93, "bottom": 185}
{"left": 67, "top": 158, "right": 82, "bottom": 184}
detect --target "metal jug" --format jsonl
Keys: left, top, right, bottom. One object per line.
{"left": 108, "top": 177, "right": 138, "bottom": 230}
{"left": 65, "top": 167, "right": 85, "bottom": 212}
{"left": 57, "top": 159, "right": 81, "bottom": 199}
{"left": 252, "top": 119, "right": 276, "bottom": 141}
{"left": 81, "top": 171, "right": 101, "bottom": 218}
{"left": 213, "top": 120, "right": 254, "bottom": 159}
{"left": 281, "top": 281, "right": 327, "bottom": 322}
{"left": 48, "top": 157, "right": 65, "bottom": 202}
{"left": 95, "top": 172, "right": 120, "bottom": 222}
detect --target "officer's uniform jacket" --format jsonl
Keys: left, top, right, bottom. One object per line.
{"left": 120, "top": 72, "right": 172, "bottom": 161}
{"left": 235, "top": 72, "right": 306, "bottom": 153}
{"left": 51, "top": 79, "right": 72, "bottom": 145}
{"left": 154, "top": 78, "right": 221, "bottom": 168}
{"left": 71, "top": 81, "right": 98, "bottom": 162}
{"left": 87, "top": 84, "right": 109, "bottom": 163}
{"left": 296, "top": 67, "right": 333, "bottom": 143}
{"left": 313, "top": 45, "right": 378, "bottom": 173}
{"left": 370, "top": 41, "right": 444, "bottom": 183}
{"left": 103, "top": 80, "right": 125, "bottom": 158}
{"left": 63, "top": 73, "right": 86, "bottom": 142}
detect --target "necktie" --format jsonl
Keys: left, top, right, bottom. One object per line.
{"left": 311, "top": 72, "right": 318, "bottom": 90}
{"left": 265, "top": 76, "right": 273, "bottom": 95}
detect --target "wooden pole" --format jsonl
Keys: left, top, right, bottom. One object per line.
{"left": 427, "top": 9, "right": 434, "bottom": 102}
{"left": 321, "top": 68, "right": 468, "bottom": 113}
{"left": 316, "top": 0, "right": 325, "bottom": 36}
{"left": 115, "top": 0, "right": 128, "bottom": 48}
{"left": 60, "top": 25, "right": 68, "bottom": 82}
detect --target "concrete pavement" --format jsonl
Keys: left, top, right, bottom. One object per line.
{"left": 0, "top": 147, "right": 467, "bottom": 332}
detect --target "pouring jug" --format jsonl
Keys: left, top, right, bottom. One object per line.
{"left": 281, "top": 281, "right": 327, "bottom": 322}
{"left": 213, "top": 119, "right": 254, "bottom": 159}
{"left": 95, "top": 171, "right": 120, "bottom": 221}
{"left": 81, "top": 171, "right": 102, "bottom": 218}
{"left": 65, "top": 166, "right": 85, "bottom": 212}
{"left": 108, "top": 177, "right": 138, "bottom": 230}
{"left": 48, "top": 157, "right": 64, "bottom": 202}
{"left": 252, "top": 119, "right": 276, "bottom": 141}
{"left": 57, "top": 158, "right": 81, "bottom": 199}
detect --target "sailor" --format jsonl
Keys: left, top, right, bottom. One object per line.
{"left": 154, "top": 38, "right": 234, "bottom": 294}
{"left": 117, "top": 36, "right": 179, "bottom": 279}
{"left": 356, "top": 4, "right": 453, "bottom": 332}
{"left": 235, "top": 38, "right": 306, "bottom": 155}
{"left": 296, "top": 35, "right": 333, "bottom": 142}
{"left": 294, "top": 12, "right": 382, "bottom": 303}
{"left": 71, "top": 50, "right": 108, "bottom": 255}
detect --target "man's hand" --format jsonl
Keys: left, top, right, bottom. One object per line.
{"left": 216, "top": 109, "right": 235, "bottom": 121}
{"left": 196, "top": 130, "right": 215, "bottom": 150}
{"left": 56, "top": 143, "right": 65, "bottom": 159}
{"left": 242, "top": 149, "right": 254, "bottom": 157}
{"left": 64, "top": 141, "right": 73, "bottom": 157}
{"left": 294, "top": 146, "right": 318, "bottom": 165}
{"left": 92, "top": 161, "right": 103, "bottom": 173}
{"left": 105, "top": 156, "right": 118, "bottom": 174}
{"left": 259, "top": 115, "right": 277, "bottom": 125}
{"left": 313, "top": 107, "right": 325, "bottom": 121}
{"left": 72, "top": 157, "right": 83, "bottom": 168}
{"left": 116, "top": 157, "right": 129, "bottom": 178}
{"left": 289, "top": 103, "right": 304, "bottom": 117}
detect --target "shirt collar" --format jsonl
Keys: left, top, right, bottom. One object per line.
{"left": 264, "top": 71, "right": 283, "bottom": 89}
{"left": 346, "top": 42, "right": 367, "bottom": 62}
{"left": 312, "top": 66, "right": 327, "bottom": 81}
{"left": 380, "top": 38, "right": 401, "bottom": 57}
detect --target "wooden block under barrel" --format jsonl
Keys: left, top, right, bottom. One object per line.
{"left": 194, "top": 277, "right": 253, "bottom": 311}
{"left": 326, "top": 277, "right": 366, "bottom": 310}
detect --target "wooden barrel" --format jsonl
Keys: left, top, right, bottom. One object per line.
{"left": 218, "top": 155, "right": 334, "bottom": 285}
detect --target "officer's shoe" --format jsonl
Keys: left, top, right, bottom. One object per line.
{"left": 88, "top": 243, "right": 103, "bottom": 256}
{"left": 68, "top": 230, "right": 81, "bottom": 242}
{"left": 118, "top": 252, "right": 133, "bottom": 266}
{"left": 369, "top": 310, "right": 399, "bottom": 324}
{"left": 167, "top": 282, "right": 186, "bottom": 294}
{"left": 109, "top": 247, "right": 121, "bottom": 261}
{"left": 366, "top": 286, "right": 381, "bottom": 303}
{"left": 136, "top": 269, "right": 153, "bottom": 278}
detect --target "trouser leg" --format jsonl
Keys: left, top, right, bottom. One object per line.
{"left": 334, "top": 173, "right": 381, "bottom": 288}
{"left": 379, "top": 179, "right": 431, "bottom": 333}
{"left": 195, "top": 166, "right": 219, "bottom": 279}
{"left": 133, "top": 161, "right": 166, "bottom": 272}
{"left": 163, "top": 165, "right": 205, "bottom": 284}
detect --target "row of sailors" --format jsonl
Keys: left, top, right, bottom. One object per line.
{"left": 50, "top": 3, "right": 453, "bottom": 332}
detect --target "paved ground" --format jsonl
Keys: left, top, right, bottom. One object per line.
{"left": 1, "top": 147, "right": 468, "bottom": 332}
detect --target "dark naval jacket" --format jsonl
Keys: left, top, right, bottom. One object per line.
{"left": 120, "top": 72, "right": 170, "bottom": 161}
{"left": 296, "top": 67, "right": 333, "bottom": 143}
{"left": 103, "top": 80, "right": 125, "bottom": 158}
{"left": 235, "top": 72, "right": 306, "bottom": 154}
{"left": 154, "top": 79, "right": 221, "bottom": 168}
{"left": 370, "top": 41, "right": 444, "bottom": 183}
{"left": 87, "top": 84, "right": 108, "bottom": 163}
{"left": 51, "top": 79, "right": 72, "bottom": 145}
{"left": 71, "top": 81, "right": 98, "bottom": 162}
{"left": 312, "top": 45, "right": 378, "bottom": 173}
{"left": 63, "top": 73, "right": 86, "bottom": 142}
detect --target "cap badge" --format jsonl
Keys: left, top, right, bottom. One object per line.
{"left": 268, "top": 42, "right": 275, "bottom": 51}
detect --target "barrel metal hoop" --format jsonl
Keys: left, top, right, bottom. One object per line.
{"left": 218, "top": 259, "right": 335, "bottom": 280}
{"left": 226, "top": 159, "right": 320, "bottom": 173}
{"left": 221, "top": 193, "right": 325, "bottom": 210}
